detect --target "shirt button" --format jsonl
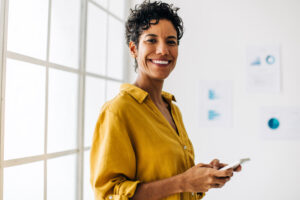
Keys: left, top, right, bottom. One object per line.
{"left": 191, "top": 192, "right": 194, "bottom": 196}
{"left": 183, "top": 145, "right": 187, "bottom": 150}
{"left": 109, "top": 196, "right": 113, "bottom": 200}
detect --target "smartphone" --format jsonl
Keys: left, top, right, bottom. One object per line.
{"left": 221, "top": 158, "right": 250, "bottom": 170}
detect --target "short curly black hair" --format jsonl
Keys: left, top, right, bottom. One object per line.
{"left": 125, "top": 0, "right": 184, "bottom": 71}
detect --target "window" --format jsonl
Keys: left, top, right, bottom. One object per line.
{"left": 0, "top": 0, "right": 128, "bottom": 199}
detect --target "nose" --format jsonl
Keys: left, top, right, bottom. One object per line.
{"left": 156, "top": 41, "right": 169, "bottom": 55}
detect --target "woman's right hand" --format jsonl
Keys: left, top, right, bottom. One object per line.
{"left": 180, "top": 163, "right": 234, "bottom": 193}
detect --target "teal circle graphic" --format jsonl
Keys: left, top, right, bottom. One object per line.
{"left": 266, "top": 55, "right": 275, "bottom": 65}
{"left": 268, "top": 118, "right": 280, "bottom": 129}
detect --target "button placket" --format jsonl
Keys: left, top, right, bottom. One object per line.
{"left": 146, "top": 98, "right": 182, "bottom": 143}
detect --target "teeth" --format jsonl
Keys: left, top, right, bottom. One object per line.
{"left": 152, "top": 60, "right": 169, "bottom": 64}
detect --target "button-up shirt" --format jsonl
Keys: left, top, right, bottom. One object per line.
{"left": 90, "top": 83, "right": 204, "bottom": 200}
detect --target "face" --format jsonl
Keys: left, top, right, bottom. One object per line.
{"left": 130, "top": 19, "right": 178, "bottom": 81}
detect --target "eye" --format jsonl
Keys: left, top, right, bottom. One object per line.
{"left": 167, "top": 40, "right": 177, "bottom": 46}
{"left": 147, "top": 39, "right": 156, "bottom": 43}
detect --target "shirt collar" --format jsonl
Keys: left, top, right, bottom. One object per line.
{"left": 161, "top": 91, "right": 176, "bottom": 104}
{"left": 120, "top": 83, "right": 176, "bottom": 104}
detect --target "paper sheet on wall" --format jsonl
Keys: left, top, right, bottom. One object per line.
{"left": 198, "top": 80, "right": 233, "bottom": 128}
{"left": 260, "top": 107, "right": 300, "bottom": 140}
{"left": 246, "top": 45, "right": 281, "bottom": 93}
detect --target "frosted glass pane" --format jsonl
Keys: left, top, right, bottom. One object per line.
{"left": 109, "top": 0, "right": 125, "bottom": 19}
{"left": 94, "top": 0, "right": 107, "bottom": 8}
{"left": 84, "top": 76, "right": 105, "bottom": 147}
{"left": 107, "top": 17, "right": 124, "bottom": 80}
{"left": 106, "top": 80, "right": 121, "bottom": 101}
{"left": 49, "top": 0, "right": 80, "bottom": 68}
{"left": 4, "top": 161, "right": 43, "bottom": 200}
{"left": 48, "top": 69, "right": 78, "bottom": 153}
{"left": 84, "top": 150, "right": 93, "bottom": 200}
{"left": 47, "top": 155, "right": 77, "bottom": 200}
{"left": 86, "top": 3, "right": 107, "bottom": 75}
{"left": 4, "top": 59, "right": 45, "bottom": 160}
{"left": 7, "top": 0, "right": 48, "bottom": 59}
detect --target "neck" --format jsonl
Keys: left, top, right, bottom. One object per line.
{"left": 133, "top": 75, "right": 165, "bottom": 106}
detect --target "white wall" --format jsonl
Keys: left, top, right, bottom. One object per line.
{"left": 129, "top": 0, "right": 300, "bottom": 199}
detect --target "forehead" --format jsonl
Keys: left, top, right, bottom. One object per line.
{"left": 141, "top": 19, "right": 177, "bottom": 37}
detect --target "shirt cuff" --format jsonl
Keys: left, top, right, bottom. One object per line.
{"left": 111, "top": 180, "right": 141, "bottom": 200}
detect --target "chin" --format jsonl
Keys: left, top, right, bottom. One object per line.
{"left": 151, "top": 72, "right": 171, "bottom": 81}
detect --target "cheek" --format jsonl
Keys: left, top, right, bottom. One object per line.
{"left": 137, "top": 49, "right": 150, "bottom": 63}
{"left": 137, "top": 54, "right": 148, "bottom": 65}
{"left": 136, "top": 51, "right": 150, "bottom": 70}
{"left": 173, "top": 48, "right": 178, "bottom": 58}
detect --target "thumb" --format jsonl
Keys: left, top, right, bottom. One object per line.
{"left": 196, "top": 163, "right": 212, "bottom": 168}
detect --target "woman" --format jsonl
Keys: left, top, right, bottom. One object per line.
{"left": 90, "top": 1, "right": 240, "bottom": 200}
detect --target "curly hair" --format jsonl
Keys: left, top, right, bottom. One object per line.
{"left": 125, "top": 0, "right": 184, "bottom": 71}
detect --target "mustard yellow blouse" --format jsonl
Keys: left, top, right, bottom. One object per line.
{"left": 90, "top": 83, "right": 204, "bottom": 200}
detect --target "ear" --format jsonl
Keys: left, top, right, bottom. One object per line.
{"left": 129, "top": 41, "right": 138, "bottom": 58}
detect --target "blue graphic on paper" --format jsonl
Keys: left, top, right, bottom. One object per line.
{"left": 250, "top": 57, "right": 261, "bottom": 66}
{"left": 208, "top": 89, "right": 217, "bottom": 100}
{"left": 266, "top": 55, "right": 275, "bottom": 65}
{"left": 268, "top": 118, "right": 280, "bottom": 130}
{"left": 208, "top": 110, "right": 220, "bottom": 120}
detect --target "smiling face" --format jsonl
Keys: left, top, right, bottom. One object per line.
{"left": 130, "top": 19, "right": 178, "bottom": 81}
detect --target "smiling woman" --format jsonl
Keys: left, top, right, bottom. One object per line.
{"left": 90, "top": 1, "right": 239, "bottom": 200}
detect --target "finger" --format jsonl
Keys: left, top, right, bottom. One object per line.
{"left": 218, "top": 163, "right": 227, "bottom": 169}
{"left": 210, "top": 159, "right": 220, "bottom": 169}
{"left": 234, "top": 165, "right": 242, "bottom": 172}
{"left": 214, "top": 176, "right": 231, "bottom": 185}
{"left": 226, "top": 169, "right": 234, "bottom": 177}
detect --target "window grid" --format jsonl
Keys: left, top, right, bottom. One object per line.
{"left": 0, "top": 0, "right": 9, "bottom": 199}
{"left": 6, "top": 51, "right": 124, "bottom": 82}
{"left": 89, "top": 0, "right": 125, "bottom": 24}
{"left": 77, "top": 0, "right": 88, "bottom": 199}
{"left": 44, "top": 0, "right": 52, "bottom": 198}
{"left": 104, "top": 0, "right": 110, "bottom": 102}
{"left": 0, "top": 0, "right": 129, "bottom": 199}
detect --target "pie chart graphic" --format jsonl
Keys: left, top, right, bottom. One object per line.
{"left": 268, "top": 118, "right": 280, "bottom": 130}
{"left": 266, "top": 55, "right": 275, "bottom": 65}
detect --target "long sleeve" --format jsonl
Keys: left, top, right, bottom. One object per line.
{"left": 90, "top": 109, "right": 141, "bottom": 200}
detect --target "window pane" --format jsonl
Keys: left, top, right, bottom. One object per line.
{"left": 107, "top": 16, "right": 124, "bottom": 80}
{"left": 7, "top": 0, "right": 48, "bottom": 59}
{"left": 84, "top": 150, "right": 93, "bottom": 200}
{"left": 86, "top": 3, "right": 107, "bottom": 76}
{"left": 106, "top": 80, "right": 121, "bottom": 101}
{"left": 49, "top": 0, "right": 80, "bottom": 68}
{"left": 4, "top": 161, "right": 44, "bottom": 200}
{"left": 48, "top": 69, "right": 78, "bottom": 153}
{"left": 109, "top": 0, "right": 125, "bottom": 19}
{"left": 84, "top": 76, "right": 105, "bottom": 147}
{"left": 4, "top": 59, "right": 45, "bottom": 160}
{"left": 93, "top": 0, "right": 107, "bottom": 8}
{"left": 47, "top": 154, "right": 77, "bottom": 200}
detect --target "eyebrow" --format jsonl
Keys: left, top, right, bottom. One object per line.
{"left": 145, "top": 34, "right": 177, "bottom": 39}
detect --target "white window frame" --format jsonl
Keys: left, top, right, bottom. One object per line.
{"left": 0, "top": 0, "right": 130, "bottom": 199}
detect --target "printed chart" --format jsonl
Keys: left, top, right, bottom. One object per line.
{"left": 198, "top": 80, "right": 233, "bottom": 128}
